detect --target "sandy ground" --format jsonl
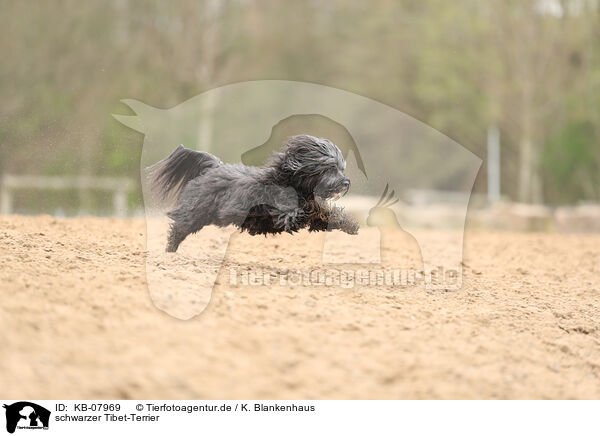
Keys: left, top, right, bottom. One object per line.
{"left": 1, "top": 215, "right": 599, "bottom": 399}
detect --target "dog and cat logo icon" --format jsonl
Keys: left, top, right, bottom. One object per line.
{"left": 114, "top": 80, "right": 481, "bottom": 319}
{"left": 3, "top": 402, "right": 50, "bottom": 433}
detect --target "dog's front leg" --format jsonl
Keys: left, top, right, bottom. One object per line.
{"left": 273, "top": 207, "right": 310, "bottom": 233}
{"left": 309, "top": 205, "right": 359, "bottom": 235}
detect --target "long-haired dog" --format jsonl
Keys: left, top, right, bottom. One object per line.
{"left": 149, "top": 135, "right": 359, "bottom": 252}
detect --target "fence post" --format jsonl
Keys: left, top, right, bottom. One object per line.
{"left": 113, "top": 189, "right": 127, "bottom": 218}
{"left": 0, "top": 186, "right": 12, "bottom": 215}
{"left": 1, "top": 181, "right": 12, "bottom": 215}
{"left": 487, "top": 125, "right": 501, "bottom": 204}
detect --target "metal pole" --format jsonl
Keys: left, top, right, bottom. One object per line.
{"left": 113, "top": 189, "right": 127, "bottom": 218}
{"left": 1, "top": 185, "right": 12, "bottom": 215}
{"left": 487, "top": 126, "right": 501, "bottom": 204}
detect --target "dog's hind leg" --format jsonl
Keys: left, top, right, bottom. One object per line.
{"left": 166, "top": 219, "right": 204, "bottom": 252}
{"left": 165, "top": 193, "right": 210, "bottom": 252}
{"left": 166, "top": 222, "right": 187, "bottom": 252}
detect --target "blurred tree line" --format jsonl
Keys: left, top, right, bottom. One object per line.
{"left": 0, "top": 0, "right": 598, "bottom": 214}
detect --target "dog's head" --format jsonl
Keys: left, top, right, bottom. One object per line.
{"left": 271, "top": 135, "right": 350, "bottom": 199}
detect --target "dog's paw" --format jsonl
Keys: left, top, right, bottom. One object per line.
{"left": 341, "top": 218, "right": 360, "bottom": 235}
{"left": 280, "top": 209, "right": 307, "bottom": 233}
{"left": 344, "top": 226, "right": 359, "bottom": 235}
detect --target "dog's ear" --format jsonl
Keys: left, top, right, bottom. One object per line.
{"left": 269, "top": 150, "right": 298, "bottom": 173}
{"left": 281, "top": 154, "right": 302, "bottom": 173}
{"left": 267, "top": 150, "right": 284, "bottom": 170}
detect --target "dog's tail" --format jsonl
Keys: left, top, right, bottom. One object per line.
{"left": 147, "top": 145, "right": 222, "bottom": 200}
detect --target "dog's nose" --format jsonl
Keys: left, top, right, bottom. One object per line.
{"left": 342, "top": 178, "right": 350, "bottom": 188}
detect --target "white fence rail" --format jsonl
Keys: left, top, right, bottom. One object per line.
{"left": 0, "top": 174, "right": 136, "bottom": 217}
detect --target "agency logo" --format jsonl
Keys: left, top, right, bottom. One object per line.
{"left": 3, "top": 402, "right": 50, "bottom": 434}
{"left": 114, "top": 80, "right": 481, "bottom": 320}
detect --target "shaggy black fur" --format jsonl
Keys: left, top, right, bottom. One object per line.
{"left": 148, "top": 135, "right": 359, "bottom": 252}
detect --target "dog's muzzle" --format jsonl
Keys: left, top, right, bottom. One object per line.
{"left": 316, "top": 177, "right": 351, "bottom": 200}
{"left": 339, "top": 178, "right": 351, "bottom": 195}
{"left": 329, "top": 178, "right": 350, "bottom": 200}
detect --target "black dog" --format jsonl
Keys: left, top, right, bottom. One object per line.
{"left": 149, "top": 135, "right": 359, "bottom": 252}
